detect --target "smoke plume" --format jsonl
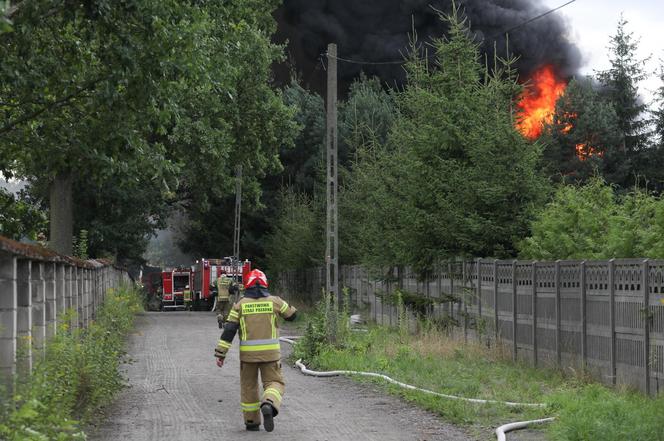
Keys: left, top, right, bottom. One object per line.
{"left": 274, "top": 0, "right": 582, "bottom": 93}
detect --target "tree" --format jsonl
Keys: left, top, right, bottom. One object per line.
{"left": 596, "top": 17, "right": 650, "bottom": 156}
{"left": 519, "top": 178, "right": 617, "bottom": 260}
{"left": 0, "top": 187, "right": 46, "bottom": 241}
{"left": 520, "top": 177, "right": 664, "bottom": 260}
{"left": 349, "top": 6, "right": 546, "bottom": 272}
{"left": 1, "top": 1, "right": 296, "bottom": 264}
{"left": 540, "top": 78, "right": 623, "bottom": 184}
{"left": 653, "top": 64, "right": 664, "bottom": 145}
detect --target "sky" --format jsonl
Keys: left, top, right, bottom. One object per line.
{"left": 543, "top": 0, "right": 663, "bottom": 106}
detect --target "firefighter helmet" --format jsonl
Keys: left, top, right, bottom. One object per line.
{"left": 245, "top": 269, "right": 268, "bottom": 288}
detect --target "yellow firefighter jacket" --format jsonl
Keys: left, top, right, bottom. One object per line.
{"left": 217, "top": 275, "right": 232, "bottom": 301}
{"left": 214, "top": 287, "right": 297, "bottom": 363}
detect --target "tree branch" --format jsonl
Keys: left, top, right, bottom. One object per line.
{"left": 0, "top": 78, "right": 104, "bottom": 135}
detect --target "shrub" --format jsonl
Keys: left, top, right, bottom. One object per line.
{"left": 0, "top": 285, "right": 142, "bottom": 440}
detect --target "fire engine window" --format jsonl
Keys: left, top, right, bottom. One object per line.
{"left": 173, "top": 275, "right": 189, "bottom": 291}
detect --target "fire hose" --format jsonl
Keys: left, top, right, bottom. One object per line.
{"left": 278, "top": 336, "right": 555, "bottom": 440}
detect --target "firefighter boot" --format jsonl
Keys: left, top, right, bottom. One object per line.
{"left": 260, "top": 361, "right": 285, "bottom": 432}
{"left": 261, "top": 403, "right": 275, "bottom": 432}
{"left": 245, "top": 423, "right": 260, "bottom": 431}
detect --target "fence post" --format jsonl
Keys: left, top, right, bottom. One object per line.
{"left": 476, "top": 258, "right": 482, "bottom": 324}
{"left": 16, "top": 259, "right": 32, "bottom": 377}
{"left": 580, "top": 261, "right": 587, "bottom": 371}
{"left": 44, "top": 262, "right": 57, "bottom": 339}
{"left": 463, "top": 260, "right": 468, "bottom": 342}
{"left": 56, "top": 263, "right": 65, "bottom": 319}
{"left": 512, "top": 260, "right": 518, "bottom": 362}
{"left": 71, "top": 266, "right": 79, "bottom": 330}
{"left": 493, "top": 259, "right": 499, "bottom": 342}
{"left": 555, "top": 260, "right": 561, "bottom": 367}
{"left": 609, "top": 259, "right": 616, "bottom": 385}
{"left": 31, "top": 262, "right": 46, "bottom": 359}
{"left": 77, "top": 267, "right": 84, "bottom": 329}
{"left": 532, "top": 261, "right": 538, "bottom": 367}
{"left": 65, "top": 266, "right": 73, "bottom": 313}
{"left": 643, "top": 259, "right": 651, "bottom": 395}
{"left": 0, "top": 252, "right": 17, "bottom": 393}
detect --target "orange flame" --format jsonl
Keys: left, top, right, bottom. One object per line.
{"left": 516, "top": 65, "right": 567, "bottom": 140}
{"left": 576, "top": 143, "right": 603, "bottom": 161}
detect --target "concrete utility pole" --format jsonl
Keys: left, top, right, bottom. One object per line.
{"left": 325, "top": 43, "right": 339, "bottom": 306}
{"left": 233, "top": 165, "right": 242, "bottom": 281}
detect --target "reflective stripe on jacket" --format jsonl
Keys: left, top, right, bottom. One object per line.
{"left": 215, "top": 294, "right": 297, "bottom": 362}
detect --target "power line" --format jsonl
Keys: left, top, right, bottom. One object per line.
{"left": 322, "top": 0, "right": 577, "bottom": 66}
{"left": 485, "top": 0, "right": 577, "bottom": 42}
{"left": 326, "top": 54, "right": 405, "bottom": 66}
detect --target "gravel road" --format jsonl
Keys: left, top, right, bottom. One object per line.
{"left": 90, "top": 311, "right": 475, "bottom": 441}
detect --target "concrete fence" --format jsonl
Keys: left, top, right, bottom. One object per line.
{"left": 276, "top": 259, "right": 664, "bottom": 396}
{"left": 0, "top": 235, "right": 132, "bottom": 394}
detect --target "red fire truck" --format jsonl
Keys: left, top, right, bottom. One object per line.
{"left": 160, "top": 268, "right": 192, "bottom": 310}
{"left": 191, "top": 257, "right": 251, "bottom": 310}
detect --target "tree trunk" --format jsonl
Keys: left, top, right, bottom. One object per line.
{"left": 49, "top": 173, "right": 73, "bottom": 255}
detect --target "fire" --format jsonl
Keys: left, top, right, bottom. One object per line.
{"left": 516, "top": 67, "right": 603, "bottom": 161}
{"left": 575, "top": 143, "right": 603, "bottom": 161}
{"left": 516, "top": 65, "right": 567, "bottom": 140}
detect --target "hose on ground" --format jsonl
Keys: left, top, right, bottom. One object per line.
{"left": 495, "top": 418, "right": 556, "bottom": 441}
{"left": 279, "top": 336, "right": 555, "bottom": 439}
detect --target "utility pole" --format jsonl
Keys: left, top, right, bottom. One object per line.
{"left": 233, "top": 165, "right": 242, "bottom": 286}
{"left": 325, "top": 43, "right": 339, "bottom": 307}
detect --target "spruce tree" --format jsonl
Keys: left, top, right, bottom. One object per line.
{"left": 596, "top": 16, "right": 650, "bottom": 154}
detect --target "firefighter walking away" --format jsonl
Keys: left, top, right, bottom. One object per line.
{"left": 214, "top": 269, "right": 297, "bottom": 432}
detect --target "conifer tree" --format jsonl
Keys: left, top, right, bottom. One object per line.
{"left": 596, "top": 16, "right": 650, "bottom": 154}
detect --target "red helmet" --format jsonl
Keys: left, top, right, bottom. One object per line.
{"left": 245, "top": 269, "right": 268, "bottom": 288}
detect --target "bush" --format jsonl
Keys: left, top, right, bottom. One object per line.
{"left": 520, "top": 177, "right": 664, "bottom": 260}
{"left": 0, "top": 285, "right": 142, "bottom": 440}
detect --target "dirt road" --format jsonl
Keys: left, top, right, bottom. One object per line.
{"left": 90, "top": 311, "right": 474, "bottom": 441}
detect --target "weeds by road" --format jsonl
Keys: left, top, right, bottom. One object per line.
{"left": 0, "top": 285, "right": 142, "bottom": 440}
{"left": 293, "top": 294, "right": 664, "bottom": 440}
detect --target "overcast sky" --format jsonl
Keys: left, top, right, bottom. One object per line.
{"left": 544, "top": 0, "right": 663, "bottom": 106}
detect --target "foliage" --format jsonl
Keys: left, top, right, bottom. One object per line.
{"left": 540, "top": 78, "right": 624, "bottom": 184}
{"left": 293, "top": 287, "right": 352, "bottom": 362}
{"left": 343, "top": 7, "right": 546, "bottom": 272}
{"left": 0, "top": 187, "right": 46, "bottom": 240}
{"left": 0, "top": 1, "right": 11, "bottom": 33}
{"left": 264, "top": 188, "right": 324, "bottom": 275}
{"left": 0, "top": 0, "right": 296, "bottom": 264}
{"left": 0, "top": 285, "right": 142, "bottom": 440}
{"left": 596, "top": 16, "right": 650, "bottom": 155}
{"left": 547, "top": 384, "right": 664, "bottom": 441}
{"left": 72, "top": 230, "right": 88, "bottom": 260}
{"left": 301, "top": 318, "right": 664, "bottom": 437}
{"left": 520, "top": 177, "right": 664, "bottom": 260}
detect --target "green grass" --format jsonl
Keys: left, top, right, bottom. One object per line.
{"left": 0, "top": 285, "right": 143, "bottom": 440}
{"left": 296, "top": 322, "right": 664, "bottom": 440}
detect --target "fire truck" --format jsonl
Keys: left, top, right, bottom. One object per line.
{"left": 191, "top": 257, "right": 251, "bottom": 310}
{"left": 160, "top": 268, "right": 193, "bottom": 310}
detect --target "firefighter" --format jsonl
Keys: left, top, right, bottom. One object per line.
{"left": 215, "top": 273, "right": 233, "bottom": 328}
{"left": 214, "top": 269, "right": 297, "bottom": 432}
{"left": 183, "top": 285, "right": 192, "bottom": 311}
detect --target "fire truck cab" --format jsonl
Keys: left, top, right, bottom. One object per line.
{"left": 191, "top": 257, "right": 251, "bottom": 310}
{"left": 160, "top": 268, "right": 192, "bottom": 310}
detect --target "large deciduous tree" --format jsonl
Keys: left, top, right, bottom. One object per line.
{"left": 0, "top": 1, "right": 296, "bottom": 264}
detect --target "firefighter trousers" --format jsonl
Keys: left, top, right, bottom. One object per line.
{"left": 240, "top": 361, "right": 285, "bottom": 425}
{"left": 216, "top": 299, "right": 231, "bottom": 326}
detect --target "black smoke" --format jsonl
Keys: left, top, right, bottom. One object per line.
{"left": 274, "top": 0, "right": 582, "bottom": 93}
